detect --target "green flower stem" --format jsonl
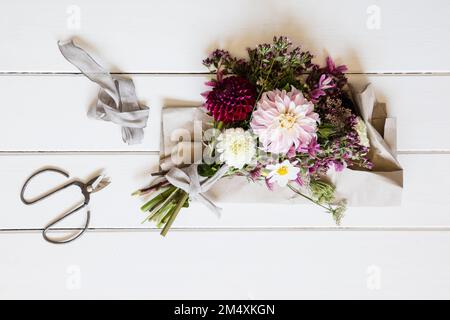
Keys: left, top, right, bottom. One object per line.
{"left": 133, "top": 180, "right": 170, "bottom": 196}
{"left": 255, "top": 59, "right": 276, "bottom": 103}
{"left": 288, "top": 183, "right": 346, "bottom": 225}
{"left": 208, "top": 121, "right": 224, "bottom": 159}
{"left": 160, "top": 202, "right": 177, "bottom": 225}
{"left": 161, "top": 191, "right": 189, "bottom": 237}
{"left": 157, "top": 202, "right": 177, "bottom": 227}
{"left": 215, "top": 121, "right": 224, "bottom": 130}
{"left": 287, "top": 184, "right": 331, "bottom": 211}
{"left": 142, "top": 187, "right": 180, "bottom": 224}
{"left": 148, "top": 187, "right": 179, "bottom": 217}
{"left": 140, "top": 186, "right": 175, "bottom": 212}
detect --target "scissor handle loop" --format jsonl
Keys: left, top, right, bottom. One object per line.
{"left": 43, "top": 204, "right": 91, "bottom": 244}
{"left": 20, "top": 168, "right": 73, "bottom": 205}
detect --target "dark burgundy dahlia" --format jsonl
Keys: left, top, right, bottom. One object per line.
{"left": 203, "top": 76, "right": 256, "bottom": 123}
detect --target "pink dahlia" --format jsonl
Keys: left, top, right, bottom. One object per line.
{"left": 202, "top": 76, "right": 256, "bottom": 124}
{"left": 250, "top": 87, "right": 320, "bottom": 154}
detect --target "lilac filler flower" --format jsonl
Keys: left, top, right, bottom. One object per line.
{"left": 326, "top": 56, "right": 348, "bottom": 75}
{"left": 310, "top": 74, "right": 335, "bottom": 102}
{"left": 250, "top": 87, "right": 320, "bottom": 154}
{"left": 298, "top": 137, "right": 321, "bottom": 157}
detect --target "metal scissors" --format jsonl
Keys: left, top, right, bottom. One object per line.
{"left": 20, "top": 168, "right": 111, "bottom": 244}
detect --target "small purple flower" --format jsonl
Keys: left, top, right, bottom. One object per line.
{"left": 310, "top": 89, "right": 325, "bottom": 102}
{"left": 307, "top": 138, "right": 321, "bottom": 157}
{"left": 297, "top": 144, "right": 308, "bottom": 154}
{"left": 298, "top": 137, "right": 321, "bottom": 157}
{"left": 364, "top": 159, "right": 374, "bottom": 170}
{"left": 326, "top": 57, "right": 347, "bottom": 74}
{"left": 308, "top": 162, "right": 320, "bottom": 175}
{"left": 287, "top": 146, "right": 297, "bottom": 159}
{"left": 319, "top": 74, "right": 335, "bottom": 90}
{"left": 265, "top": 178, "right": 275, "bottom": 191}
{"left": 294, "top": 173, "right": 305, "bottom": 186}
{"left": 201, "top": 80, "right": 217, "bottom": 98}
{"left": 310, "top": 74, "right": 335, "bottom": 102}
{"left": 249, "top": 167, "right": 262, "bottom": 181}
{"left": 333, "top": 160, "right": 345, "bottom": 172}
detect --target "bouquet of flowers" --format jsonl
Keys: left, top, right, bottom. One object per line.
{"left": 134, "top": 37, "right": 376, "bottom": 236}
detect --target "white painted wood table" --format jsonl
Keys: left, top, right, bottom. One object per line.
{"left": 1, "top": 0, "right": 450, "bottom": 299}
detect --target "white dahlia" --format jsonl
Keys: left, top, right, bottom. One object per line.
{"left": 216, "top": 128, "right": 256, "bottom": 169}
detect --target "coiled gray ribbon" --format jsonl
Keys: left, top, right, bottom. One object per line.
{"left": 165, "top": 164, "right": 229, "bottom": 216}
{"left": 58, "top": 40, "right": 150, "bottom": 145}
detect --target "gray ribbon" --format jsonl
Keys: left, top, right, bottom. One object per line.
{"left": 58, "top": 40, "right": 150, "bottom": 145}
{"left": 165, "top": 164, "right": 229, "bottom": 216}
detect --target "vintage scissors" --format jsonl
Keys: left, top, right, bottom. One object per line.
{"left": 20, "top": 168, "right": 111, "bottom": 244}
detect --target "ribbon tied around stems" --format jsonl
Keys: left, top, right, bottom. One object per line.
{"left": 58, "top": 39, "right": 150, "bottom": 145}
{"left": 165, "top": 164, "right": 229, "bottom": 217}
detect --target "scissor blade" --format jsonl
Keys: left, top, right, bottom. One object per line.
{"left": 88, "top": 175, "right": 111, "bottom": 193}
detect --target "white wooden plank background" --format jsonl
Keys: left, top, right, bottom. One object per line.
{"left": 2, "top": 0, "right": 450, "bottom": 73}
{"left": 2, "top": 231, "right": 450, "bottom": 299}
{"left": 1, "top": 0, "right": 450, "bottom": 299}
{"left": 1, "top": 153, "right": 450, "bottom": 230}
{"left": 1, "top": 75, "right": 449, "bottom": 152}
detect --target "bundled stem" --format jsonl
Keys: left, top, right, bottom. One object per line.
{"left": 161, "top": 191, "right": 189, "bottom": 237}
{"left": 135, "top": 182, "right": 190, "bottom": 236}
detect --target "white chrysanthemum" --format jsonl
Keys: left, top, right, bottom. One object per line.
{"left": 266, "top": 160, "right": 300, "bottom": 187}
{"left": 216, "top": 128, "right": 256, "bottom": 169}
{"left": 354, "top": 117, "right": 370, "bottom": 147}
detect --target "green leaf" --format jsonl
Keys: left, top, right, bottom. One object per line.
{"left": 318, "top": 124, "right": 336, "bottom": 139}
{"left": 197, "top": 164, "right": 219, "bottom": 177}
